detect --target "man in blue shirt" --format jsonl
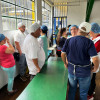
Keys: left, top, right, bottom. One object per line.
{"left": 61, "top": 22, "right": 99, "bottom": 100}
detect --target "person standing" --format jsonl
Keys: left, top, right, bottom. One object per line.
{"left": 23, "top": 22, "right": 45, "bottom": 81}
{"left": 88, "top": 23, "right": 100, "bottom": 100}
{"left": 0, "top": 34, "right": 17, "bottom": 95}
{"left": 14, "top": 22, "right": 28, "bottom": 82}
{"left": 38, "top": 25, "right": 48, "bottom": 60}
{"left": 61, "top": 22, "right": 99, "bottom": 100}
{"left": 56, "top": 28, "right": 67, "bottom": 57}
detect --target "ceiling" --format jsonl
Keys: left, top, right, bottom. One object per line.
{"left": 46, "top": 0, "right": 87, "bottom": 6}
{"left": 47, "top": 0, "right": 87, "bottom": 3}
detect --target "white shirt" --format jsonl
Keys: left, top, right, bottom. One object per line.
{"left": 91, "top": 36, "right": 100, "bottom": 73}
{"left": 14, "top": 30, "right": 26, "bottom": 53}
{"left": 38, "top": 38, "right": 43, "bottom": 48}
{"left": 23, "top": 34, "right": 45, "bottom": 75}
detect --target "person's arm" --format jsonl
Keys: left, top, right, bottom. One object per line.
{"left": 88, "top": 40, "right": 99, "bottom": 72}
{"left": 15, "top": 41, "right": 22, "bottom": 55}
{"left": 91, "top": 56, "right": 99, "bottom": 72}
{"left": 61, "top": 52, "right": 66, "bottom": 64}
{"left": 32, "top": 59, "right": 40, "bottom": 73}
{"left": 61, "top": 52, "right": 68, "bottom": 68}
{"left": 5, "top": 37, "right": 15, "bottom": 54}
{"left": 61, "top": 39, "right": 70, "bottom": 68}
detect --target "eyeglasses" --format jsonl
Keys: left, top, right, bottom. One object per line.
{"left": 71, "top": 28, "right": 77, "bottom": 31}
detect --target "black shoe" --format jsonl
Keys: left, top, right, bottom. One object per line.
{"left": 20, "top": 76, "right": 27, "bottom": 82}
{"left": 30, "top": 75, "right": 35, "bottom": 81}
{"left": 25, "top": 74, "right": 30, "bottom": 78}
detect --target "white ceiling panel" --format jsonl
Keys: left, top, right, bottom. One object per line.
{"left": 48, "top": 0, "right": 86, "bottom": 3}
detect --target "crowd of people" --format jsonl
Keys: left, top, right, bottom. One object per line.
{"left": 0, "top": 21, "right": 100, "bottom": 100}
{"left": 55, "top": 22, "right": 100, "bottom": 100}
{"left": 0, "top": 22, "right": 48, "bottom": 95}
{"left": 61, "top": 22, "right": 100, "bottom": 100}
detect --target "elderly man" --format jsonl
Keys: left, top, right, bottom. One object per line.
{"left": 14, "top": 22, "right": 28, "bottom": 82}
{"left": 88, "top": 23, "right": 100, "bottom": 100}
{"left": 61, "top": 22, "right": 99, "bottom": 100}
{"left": 23, "top": 22, "right": 45, "bottom": 81}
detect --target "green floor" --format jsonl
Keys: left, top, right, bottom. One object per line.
{"left": 17, "top": 57, "right": 68, "bottom": 100}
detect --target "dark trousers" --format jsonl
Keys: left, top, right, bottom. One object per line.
{"left": 56, "top": 50, "right": 61, "bottom": 57}
{"left": 88, "top": 73, "right": 96, "bottom": 96}
{"left": 19, "top": 53, "right": 27, "bottom": 76}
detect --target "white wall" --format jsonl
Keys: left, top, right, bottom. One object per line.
{"left": 67, "top": 1, "right": 87, "bottom": 26}
{"left": 89, "top": 1, "right": 100, "bottom": 24}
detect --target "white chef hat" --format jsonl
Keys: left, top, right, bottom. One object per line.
{"left": 29, "top": 21, "right": 40, "bottom": 34}
{"left": 18, "top": 22, "right": 25, "bottom": 28}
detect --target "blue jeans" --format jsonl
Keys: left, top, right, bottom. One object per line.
{"left": 19, "top": 53, "right": 27, "bottom": 76}
{"left": 1, "top": 65, "right": 16, "bottom": 92}
{"left": 68, "top": 73, "right": 91, "bottom": 100}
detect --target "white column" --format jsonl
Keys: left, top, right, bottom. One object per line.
{"left": 35, "top": 0, "right": 42, "bottom": 25}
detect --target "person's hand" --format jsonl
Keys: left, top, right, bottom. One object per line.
{"left": 64, "top": 63, "right": 68, "bottom": 68}
{"left": 91, "top": 67, "right": 97, "bottom": 73}
{"left": 37, "top": 67, "right": 40, "bottom": 73}
{"left": 6, "top": 37, "right": 10, "bottom": 44}
{"left": 19, "top": 52, "right": 22, "bottom": 56}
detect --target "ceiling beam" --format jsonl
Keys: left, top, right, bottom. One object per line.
{"left": 85, "top": 0, "right": 95, "bottom": 22}
{"left": 52, "top": 4, "right": 80, "bottom": 6}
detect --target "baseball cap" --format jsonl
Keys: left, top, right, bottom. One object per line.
{"left": 0, "top": 34, "right": 6, "bottom": 42}
{"left": 79, "top": 22, "right": 91, "bottom": 33}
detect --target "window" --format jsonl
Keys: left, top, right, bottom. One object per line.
{"left": 42, "top": 0, "right": 52, "bottom": 29}
{"left": 54, "top": 3, "right": 67, "bottom": 17}
{"left": 1, "top": 0, "right": 35, "bottom": 30}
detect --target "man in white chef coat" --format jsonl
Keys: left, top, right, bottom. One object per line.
{"left": 23, "top": 22, "right": 45, "bottom": 81}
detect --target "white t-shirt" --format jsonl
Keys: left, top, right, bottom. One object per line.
{"left": 14, "top": 30, "right": 26, "bottom": 53}
{"left": 23, "top": 34, "right": 45, "bottom": 75}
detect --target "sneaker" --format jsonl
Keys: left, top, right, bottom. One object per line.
{"left": 20, "top": 76, "right": 27, "bottom": 82}
{"left": 30, "top": 75, "right": 35, "bottom": 81}
{"left": 8, "top": 89, "right": 18, "bottom": 95}
{"left": 87, "top": 95, "right": 94, "bottom": 100}
{"left": 25, "top": 74, "right": 30, "bottom": 78}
